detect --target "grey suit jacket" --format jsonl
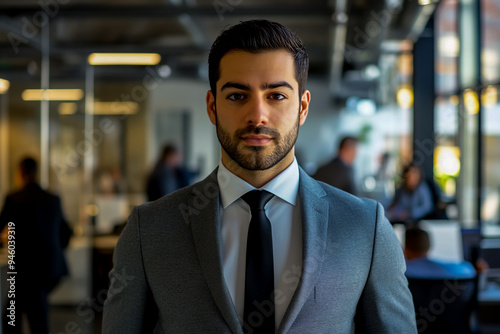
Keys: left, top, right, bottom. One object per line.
{"left": 102, "top": 168, "right": 417, "bottom": 333}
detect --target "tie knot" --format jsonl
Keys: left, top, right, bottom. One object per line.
{"left": 241, "top": 190, "right": 274, "bottom": 211}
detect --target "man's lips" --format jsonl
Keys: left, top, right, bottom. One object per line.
{"left": 241, "top": 135, "right": 272, "bottom": 146}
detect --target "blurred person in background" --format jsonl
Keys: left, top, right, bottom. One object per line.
{"left": 404, "top": 226, "right": 476, "bottom": 279}
{"left": 387, "top": 162, "right": 434, "bottom": 224}
{"left": 0, "top": 157, "right": 70, "bottom": 334}
{"left": 146, "top": 143, "right": 190, "bottom": 201}
{"left": 313, "top": 136, "right": 358, "bottom": 195}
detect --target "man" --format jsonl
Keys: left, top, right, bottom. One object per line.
{"left": 103, "top": 20, "right": 416, "bottom": 333}
{"left": 404, "top": 226, "right": 476, "bottom": 279}
{"left": 313, "top": 136, "right": 358, "bottom": 195}
{"left": 146, "top": 143, "right": 190, "bottom": 201}
{"left": 0, "top": 157, "right": 70, "bottom": 334}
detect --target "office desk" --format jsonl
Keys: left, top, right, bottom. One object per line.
{"left": 478, "top": 269, "right": 500, "bottom": 325}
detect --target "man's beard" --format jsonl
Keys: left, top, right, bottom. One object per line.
{"left": 216, "top": 113, "right": 300, "bottom": 171}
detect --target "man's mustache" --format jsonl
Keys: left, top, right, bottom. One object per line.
{"left": 235, "top": 125, "right": 280, "bottom": 139}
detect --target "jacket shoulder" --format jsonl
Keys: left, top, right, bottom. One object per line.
{"left": 135, "top": 170, "right": 218, "bottom": 221}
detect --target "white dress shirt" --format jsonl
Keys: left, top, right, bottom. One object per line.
{"left": 217, "top": 158, "right": 303, "bottom": 329}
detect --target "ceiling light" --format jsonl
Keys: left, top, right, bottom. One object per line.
{"left": 88, "top": 53, "right": 161, "bottom": 65}
{"left": 22, "top": 89, "right": 84, "bottom": 101}
{"left": 59, "top": 102, "right": 78, "bottom": 115}
{"left": 0, "top": 79, "right": 10, "bottom": 94}
{"left": 92, "top": 101, "right": 139, "bottom": 115}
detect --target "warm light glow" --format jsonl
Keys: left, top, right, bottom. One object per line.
{"left": 481, "top": 85, "right": 498, "bottom": 108}
{"left": 88, "top": 53, "right": 161, "bottom": 65}
{"left": 59, "top": 102, "right": 78, "bottom": 115}
{"left": 449, "top": 95, "right": 459, "bottom": 106}
{"left": 397, "top": 85, "right": 414, "bottom": 109}
{"left": 0, "top": 79, "right": 10, "bottom": 94}
{"left": 92, "top": 101, "right": 139, "bottom": 115}
{"left": 482, "top": 49, "right": 499, "bottom": 66}
{"left": 435, "top": 146, "right": 460, "bottom": 177}
{"left": 463, "top": 89, "right": 479, "bottom": 114}
{"left": 22, "top": 89, "right": 84, "bottom": 101}
{"left": 482, "top": 192, "right": 499, "bottom": 221}
{"left": 438, "top": 35, "right": 459, "bottom": 58}
{"left": 419, "top": 0, "right": 432, "bottom": 4}
{"left": 87, "top": 204, "right": 100, "bottom": 216}
{"left": 444, "top": 178, "right": 456, "bottom": 197}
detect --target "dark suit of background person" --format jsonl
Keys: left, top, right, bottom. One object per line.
{"left": 0, "top": 158, "right": 70, "bottom": 334}
{"left": 146, "top": 143, "right": 190, "bottom": 201}
{"left": 404, "top": 227, "right": 477, "bottom": 334}
{"left": 313, "top": 136, "right": 358, "bottom": 196}
{"left": 103, "top": 20, "right": 417, "bottom": 333}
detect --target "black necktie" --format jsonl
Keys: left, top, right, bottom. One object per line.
{"left": 241, "top": 190, "right": 275, "bottom": 333}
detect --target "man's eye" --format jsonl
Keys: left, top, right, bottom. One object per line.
{"left": 269, "top": 93, "right": 286, "bottom": 101}
{"left": 228, "top": 93, "right": 246, "bottom": 101}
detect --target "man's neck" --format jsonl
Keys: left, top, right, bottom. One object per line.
{"left": 221, "top": 152, "right": 295, "bottom": 188}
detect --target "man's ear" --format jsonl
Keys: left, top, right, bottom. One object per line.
{"left": 206, "top": 90, "right": 216, "bottom": 125}
{"left": 299, "top": 90, "right": 311, "bottom": 126}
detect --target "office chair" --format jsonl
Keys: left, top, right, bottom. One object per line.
{"left": 408, "top": 277, "right": 476, "bottom": 334}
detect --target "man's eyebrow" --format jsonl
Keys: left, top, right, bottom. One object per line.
{"left": 220, "top": 82, "right": 251, "bottom": 91}
{"left": 220, "top": 81, "right": 294, "bottom": 92}
{"left": 262, "top": 81, "right": 294, "bottom": 91}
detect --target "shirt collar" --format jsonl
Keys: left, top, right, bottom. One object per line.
{"left": 217, "top": 158, "right": 300, "bottom": 209}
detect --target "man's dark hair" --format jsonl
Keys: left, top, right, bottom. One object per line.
{"left": 161, "top": 144, "right": 179, "bottom": 160}
{"left": 338, "top": 136, "right": 358, "bottom": 151}
{"left": 405, "top": 227, "right": 431, "bottom": 254}
{"left": 208, "top": 20, "right": 309, "bottom": 98}
{"left": 20, "top": 157, "right": 37, "bottom": 181}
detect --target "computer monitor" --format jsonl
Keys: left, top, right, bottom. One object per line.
{"left": 419, "top": 220, "right": 464, "bottom": 263}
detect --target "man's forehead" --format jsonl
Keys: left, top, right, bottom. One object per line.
{"left": 217, "top": 50, "right": 298, "bottom": 90}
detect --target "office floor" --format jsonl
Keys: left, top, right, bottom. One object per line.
{"left": 50, "top": 305, "right": 100, "bottom": 334}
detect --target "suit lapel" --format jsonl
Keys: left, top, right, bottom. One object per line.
{"left": 278, "top": 169, "right": 329, "bottom": 334}
{"left": 188, "top": 170, "right": 243, "bottom": 334}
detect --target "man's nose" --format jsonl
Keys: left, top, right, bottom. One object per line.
{"left": 245, "top": 96, "right": 269, "bottom": 126}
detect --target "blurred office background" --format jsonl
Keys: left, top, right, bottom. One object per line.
{"left": 0, "top": 0, "right": 500, "bottom": 333}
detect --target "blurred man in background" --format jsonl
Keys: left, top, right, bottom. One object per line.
{"left": 0, "top": 157, "right": 70, "bottom": 334}
{"left": 404, "top": 226, "right": 476, "bottom": 279}
{"left": 313, "top": 136, "right": 358, "bottom": 195}
{"left": 146, "top": 143, "right": 190, "bottom": 201}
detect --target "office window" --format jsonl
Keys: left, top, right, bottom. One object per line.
{"left": 482, "top": 0, "right": 500, "bottom": 84}
{"left": 434, "top": 0, "right": 459, "bottom": 200}
{"left": 481, "top": 0, "right": 500, "bottom": 226}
